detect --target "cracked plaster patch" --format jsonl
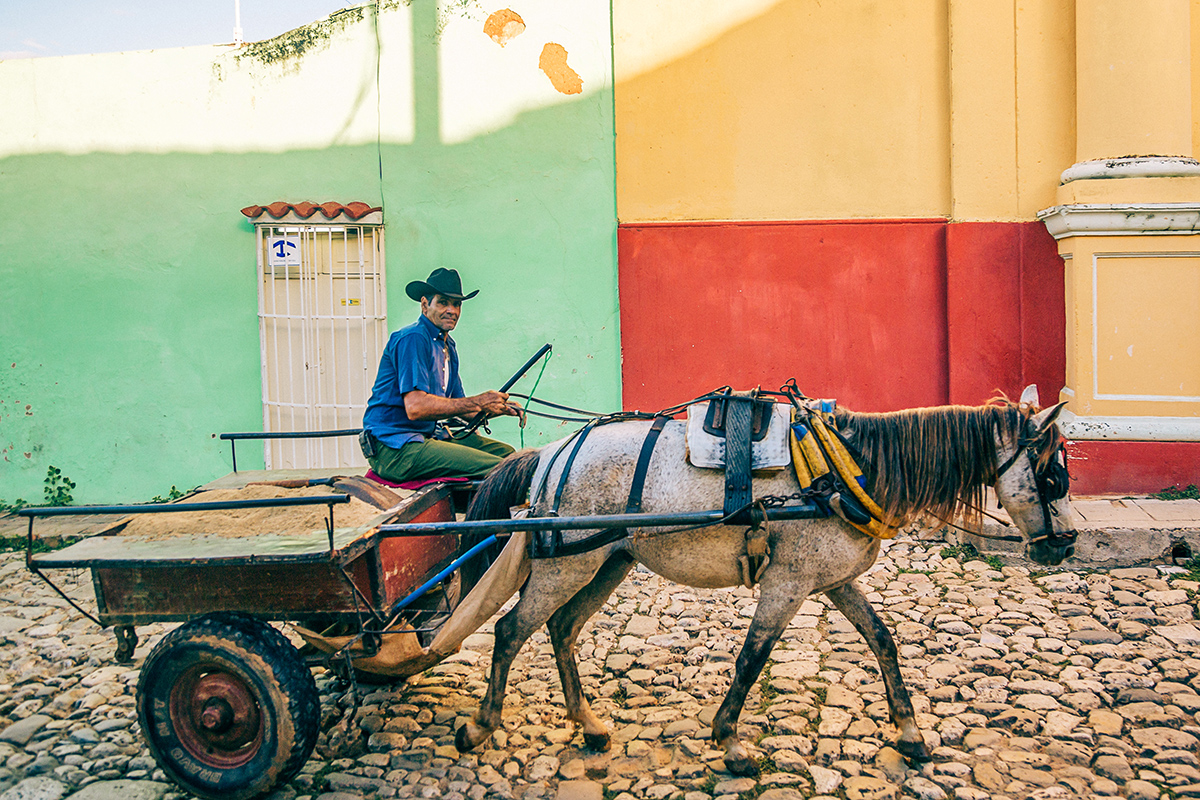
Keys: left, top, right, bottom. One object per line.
{"left": 539, "top": 42, "right": 582, "bottom": 95}
{"left": 484, "top": 9, "right": 525, "bottom": 46}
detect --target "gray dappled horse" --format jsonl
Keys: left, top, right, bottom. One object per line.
{"left": 455, "top": 390, "right": 1077, "bottom": 774}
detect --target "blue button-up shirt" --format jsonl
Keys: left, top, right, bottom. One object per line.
{"left": 363, "top": 314, "right": 466, "bottom": 449}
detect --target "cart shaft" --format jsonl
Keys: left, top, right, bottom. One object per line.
{"left": 377, "top": 503, "right": 823, "bottom": 538}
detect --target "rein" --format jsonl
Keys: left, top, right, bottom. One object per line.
{"left": 514, "top": 386, "right": 770, "bottom": 425}
{"left": 517, "top": 381, "right": 1073, "bottom": 554}
{"left": 923, "top": 507, "right": 1024, "bottom": 543}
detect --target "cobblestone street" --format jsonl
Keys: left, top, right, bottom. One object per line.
{"left": 5, "top": 532, "right": 1200, "bottom": 800}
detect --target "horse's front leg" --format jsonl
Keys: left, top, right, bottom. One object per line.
{"left": 711, "top": 579, "right": 809, "bottom": 776}
{"left": 825, "top": 580, "right": 931, "bottom": 762}
{"left": 456, "top": 555, "right": 608, "bottom": 753}
{"left": 546, "top": 553, "right": 635, "bottom": 751}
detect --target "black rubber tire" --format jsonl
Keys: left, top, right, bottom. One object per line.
{"left": 136, "top": 613, "right": 320, "bottom": 800}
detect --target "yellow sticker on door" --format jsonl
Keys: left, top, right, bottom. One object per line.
{"left": 341, "top": 299, "right": 361, "bottom": 306}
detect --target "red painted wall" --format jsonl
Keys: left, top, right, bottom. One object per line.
{"left": 618, "top": 220, "right": 950, "bottom": 413}
{"left": 618, "top": 219, "right": 1065, "bottom": 414}
{"left": 1066, "top": 441, "right": 1200, "bottom": 496}
{"left": 946, "top": 222, "right": 1066, "bottom": 407}
{"left": 617, "top": 219, "right": 1199, "bottom": 494}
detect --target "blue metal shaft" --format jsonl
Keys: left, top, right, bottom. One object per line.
{"left": 390, "top": 534, "right": 500, "bottom": 615}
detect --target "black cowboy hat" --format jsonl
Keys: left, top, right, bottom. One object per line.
{"left": 405, "top": 267, "right": 480, "bottom": 302}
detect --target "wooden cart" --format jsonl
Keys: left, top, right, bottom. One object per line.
{"left": 21, "top": 472, "right": 475, "bottom": 800}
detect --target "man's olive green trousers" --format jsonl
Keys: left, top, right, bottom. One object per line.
{"left": 368, "top": 432, "right": 514, "bottom": 483}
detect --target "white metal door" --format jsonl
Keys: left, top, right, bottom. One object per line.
{"left": 256, "top": 223, "right": 386, "bottom": 469}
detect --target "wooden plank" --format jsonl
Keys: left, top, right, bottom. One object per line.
{"left": 32, "top": 527, "right": 368, "bottom": 566}
{"left": 32, "top": 485, "right": 450, "bottom": 568}
{"left": 199, "top": 468, "right": 370, "bottom": 492}
{"left": 93, "top": 555, "right": 376, "bottom": 623}
{"left": 33, "top": 485, "right": 459, "bottom": 623}
{"left": 0, "top": 512, "right": 128, "bottom": 543}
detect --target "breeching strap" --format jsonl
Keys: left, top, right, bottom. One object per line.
{"left": 551, "top": 419, "right": 601, "bottom": 516}
{"left": 532, "top": 415, "right": 670, "bottom": 558}
{"left": 626, "top": 415, "right": 670, "bottom": 514}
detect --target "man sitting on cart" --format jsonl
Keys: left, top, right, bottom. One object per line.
{"left": 360, "top": 267, "right": 520, "bottom": 484}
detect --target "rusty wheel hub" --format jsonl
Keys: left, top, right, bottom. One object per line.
{"left": 171, "top": 667, "right": 263, "bottom": 768}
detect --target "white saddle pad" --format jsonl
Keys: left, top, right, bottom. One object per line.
{"left": 685, "top": 401, "right": 792, "bottom": 470}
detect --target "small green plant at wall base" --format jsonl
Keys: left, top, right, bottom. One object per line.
{"left": 151, "top": 486, "right": 186, "bottom": 503}
{"left": 0, "top": 535, "right": 58, "bottom": 554}
{"left": 43, "top": 466, "right": 76, "bottom": 507}
{"left": 0, "top": 498, "right": 28, "bottom": 514}
{"left": 1183, "top": 557, "right": 1200, "bottom": 583}
{"left": 940, "top": 542, "right": 981, "bottom": 561}
{"left": 1152, "top": 484, "right": 1200, "bottom": 501}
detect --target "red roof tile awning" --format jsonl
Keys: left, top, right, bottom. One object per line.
{"left": 241, "top": 201, "right": 382, "bottom": 221}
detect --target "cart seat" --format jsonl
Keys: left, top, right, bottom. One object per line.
{"left": 365, "top": 469, "right": 470, "bottom": 491}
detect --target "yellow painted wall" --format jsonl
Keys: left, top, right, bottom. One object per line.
{"left": 613, "top": 0, "right": 1076, "bottom": 223}
{"left": 1076, "top": 0, "right": 1191, "bottom": 162}
{"left": 949, "top": 1, "right": 1075, "bottom": 220}
{"left": 1060, "top": 236, "right": 1200, "bottom": 418}
{"left": 614, "top": 0, "right": 951, "bottom": 221}
{"left": 1193, "top": 0, "right": 1200, "bottom": 155}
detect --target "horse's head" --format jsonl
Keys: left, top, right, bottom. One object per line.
{"left": 993, "top": 390, "right": 1077, "bottom": 566}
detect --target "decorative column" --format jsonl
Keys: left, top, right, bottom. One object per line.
{"left": 1037, "top": 0, "right": 1200, "bottom": 492}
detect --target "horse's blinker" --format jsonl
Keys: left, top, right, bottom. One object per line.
{"left": 997, "top": 420, "right": 1075, "bottom": 549}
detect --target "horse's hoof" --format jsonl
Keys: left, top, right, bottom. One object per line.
{"left": 723, "top": 754, "right": 761, "bottom": 777}
{"left": 896, "top": 737, "right": 932, "bottom": 763}
{"left": 583, "top": 732, "right": 611, "bottom": 752}
{"left": 455, "top": 721, "right": 488, "bottom": 752}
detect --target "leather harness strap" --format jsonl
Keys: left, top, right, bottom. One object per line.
{"left": 532, "top": 415, "right": 671, "bottom": 559}
{"left": 625, "top": 415, "right": 670, "bottom": 514}
{"left": 722, "top": 391, "right": 757, "bottom": 525}
{"left": 551, "top": 419, "right": 599, "bottom": 515}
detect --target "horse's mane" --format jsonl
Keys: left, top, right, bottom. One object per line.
{"left": 832, "top": 399, "right": 1028, "bottom": 528}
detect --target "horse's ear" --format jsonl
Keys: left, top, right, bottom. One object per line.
{"left": 1019, "top": 384, "right": 1040, "bottom": 407}
{"left": 1031, "top": 401, "right": 1067, "bottom": 433}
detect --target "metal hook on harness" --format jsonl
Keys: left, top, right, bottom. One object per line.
{"left": 738, "top": 501, "right": 772, "bottom": 588}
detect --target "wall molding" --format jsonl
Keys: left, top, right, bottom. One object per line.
{"left": 1038, "top": 203, "right": 1200, "bottom": 239}
{"left": 1060, "top": 156, "right": 1200, "bottom": 184}
{"left": 1090, "top": 252, "right": 1200, "bottom": 402}
{"left": 1060, "top": 411, "right": 1200, "bottom": 441}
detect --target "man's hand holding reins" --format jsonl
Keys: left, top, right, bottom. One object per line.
{"left": 404, "top": 389, "right": 522, "bottom": 422}
{"left": 473, "top": 390, "right": 523, "bottom": 418}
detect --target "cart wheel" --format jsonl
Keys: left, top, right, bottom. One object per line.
{"left": 136, "top": 613, "right": 320, "bottom": 800}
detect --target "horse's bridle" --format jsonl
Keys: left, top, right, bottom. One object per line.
{"left": 995, "top": 417, "right": 1075, "bottom": 548}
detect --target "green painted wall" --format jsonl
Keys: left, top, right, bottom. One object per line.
{"left": 0, "top": 1, "right": 618, "bottom": 505}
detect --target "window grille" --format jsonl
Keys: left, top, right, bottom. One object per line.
{"left": 255, "top": 222, "right": 386, "bottom": 469}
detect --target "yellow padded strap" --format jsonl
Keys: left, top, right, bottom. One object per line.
{"left": 798, "top": 411, "right": 898, "bottom": 540}
{"left": 809, "top": 414, "right": 888, "bottom": 521}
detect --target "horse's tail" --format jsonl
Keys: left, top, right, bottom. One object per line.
{"left": 466, "top": 447, "right": 542, "bottom": 521}
{"left": 459, "top": 448, "right": 542, "bottom": 591}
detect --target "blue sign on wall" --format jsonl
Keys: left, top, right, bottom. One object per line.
{"left": 268, "top": 237, "right": 301, "bottom": 267}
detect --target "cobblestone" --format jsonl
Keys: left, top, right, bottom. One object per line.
{"left": 4, "top": 533, "right": 1200, "bottom": 798}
